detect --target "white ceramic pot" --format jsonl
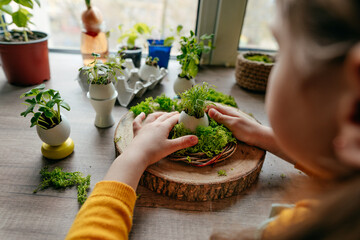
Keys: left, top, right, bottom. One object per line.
{"left": 173, "top": 76, "right": 195, "bottom": 95}
{"left": 138, "top": 64, "right": 160, "bottom": 81}
{"left": 87, "top": 91, "right": 118, "bottom": 128}
{"left": 89, "top": 82, "right": 116, "bottom": 100}
{"left": 178, "top": 111, "right": 209, "bottom": 132}
{"left": 36, "top": 114, "right": 71, "bottom": 146}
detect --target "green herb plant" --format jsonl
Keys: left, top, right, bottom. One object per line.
{"left": 79, "top": 53, "right": 122, "bottom": 85}
{"left": 148, "top": 24, "right": 183, "bottom": 47}
{"left": 33, "top": 167, "right": 91, "bottom": 204}
{"left": 179, "top": 82, "right": 210, "bottom": 118}
{"left": 118, "top": 23, "right": 151, "bottom": 50}
{"left": 0, "top": 0, "right": 41, "bottom": 42}
{"left": 177, "top": 30, "right": 214, "bottom": 79}
{"left": 20, "top": 84, "right": 70, "bottom": 129}
{"left": 145, "top": 56, "right": 159, "bottom": 67}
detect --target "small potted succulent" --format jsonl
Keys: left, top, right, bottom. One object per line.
{"left": 147, "top": 25, "right": 183, "bottom": 69}
{"left": 0, "top": 0, "right": 50, "bottom": 86}
{"left": 20, "top": 84, "right": 73, "bottom": 159}
{"left": 174, "top": 31, "right": 214, "bottom": 95}
{"left": 138, "top": 56, "right": 160, "bottom": 82}
{"left": 178, "top": 83, "right": 210, "bottom": 132}
{"left": 79, "top": 53, "right": 121, "bottom": 128}
{"left": 117, "top": 23, "right": 151, "bottom": 68}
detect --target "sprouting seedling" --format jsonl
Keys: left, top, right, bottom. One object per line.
{"left": 0, "top": 0, "right": 41, "bottom": 42}
{"left": 20, "top": 84, "right": 70, "bottom": 129}
{"left": 79, "top": 53, "right": 123, "bottom": 85}
{"left": 180, "top": 82, "right": 211, "bottom": 118}
{"left": 145, "top": 56, "right": 159, "bottom": 67}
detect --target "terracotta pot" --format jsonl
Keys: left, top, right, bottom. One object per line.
{"left": 0, "top": 31, "right": 50, "bottom": 86}
{"left": 36, "top": 114, "right": 71, "bottom": 146}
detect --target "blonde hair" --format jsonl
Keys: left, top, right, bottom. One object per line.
{"left": 277, "top": 0, "right": 360, "bottom": 74}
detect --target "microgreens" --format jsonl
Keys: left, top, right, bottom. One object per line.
{"left": 20, "top": 84, "right": 70, "bottom": 129}
{"left": 145, "top": 56, "right": 159, "bottom": 67}
{"left": 79, "top": 53, "right": 123, "bottom": 85}
{"left": 179, "top": 82, "right": 211, "bottom": 118}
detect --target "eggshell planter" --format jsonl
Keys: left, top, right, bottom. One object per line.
{"left": 36, "top": 114, "right": 71, "bottom": 146}
{"left": 89, "top": 82, "right": 116, "bottom": 100}
{"left": 0, "top": 31, "right": 50, "bottom": 86}
{"left": 174, "top": 76, "right": 195, "bottom": 95}
{"left": 178, "top": 111, "right": 209, "bottom": 132}
{"left": 138, "top": 64, "right": 160, "bottom": 81}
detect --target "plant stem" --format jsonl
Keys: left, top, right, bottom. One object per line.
{"left": 85, "top": 0, "right": 91, "bottom": 9}
{"left": 23, "top": 29, "right": 28, "bottom": 42}
{"left": 0, "top": 12, "right": 10, "bottom": 41}
{"left": 57, "top": 103, "right": 61, "bottom": 123}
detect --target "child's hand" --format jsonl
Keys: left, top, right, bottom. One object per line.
{"left": 207, "top": 104, "right": 264, "bottom": 146}
{"left": 207, "top": 104, "right": 294, "bottom": 164}
{"left": 130, "top": 111, "right": 198, "bottom": 166}
{"left": 104, "top": 111, "right": 198, "bottom": 190}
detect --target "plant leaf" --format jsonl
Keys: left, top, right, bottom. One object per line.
{"left": 14, "top": 0, "right": 33, "bottom": 9}
{"left": 164, "top": 36, "right": 174, "bottom": 47}
{"left": 34, "top": 0, "right": 40, "bottom": 7}
{"left": 0, "top": 4, "right": 12, "bottom": 15}
{"left": 60, "top": 101, "right": 70, "bottom": 111}
{"left": 12, "top": 8, "right": 31, "bottom": 28}
{"left": 0, "top": 0, "right": 11, "bottom": 6}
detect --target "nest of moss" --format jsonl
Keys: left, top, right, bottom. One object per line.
{"left": 130, "top": 89, "right": 238, "bottom": 166}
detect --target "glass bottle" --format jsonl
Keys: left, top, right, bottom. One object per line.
{"left": 80, "top": 25, "right": 108, "bottom": 65}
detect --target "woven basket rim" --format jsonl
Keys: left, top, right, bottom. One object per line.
{"left": 238, "top": 51, "right": 275, "bottom": 66}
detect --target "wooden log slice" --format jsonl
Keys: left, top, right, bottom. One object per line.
{"left": 114, "top": 111, "right": 266, "bottom": 201}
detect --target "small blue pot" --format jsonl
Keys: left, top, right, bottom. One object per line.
{"left": 147, "top": 39, "right": 172, "bottom": 69}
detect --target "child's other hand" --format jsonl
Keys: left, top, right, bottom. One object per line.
{"left": 129, "top": 111, "right": 198, "bottom": 167}
{"left": 207, "top": 104, "right": 264, "bottom": 146}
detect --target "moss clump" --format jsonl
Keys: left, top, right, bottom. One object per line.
{"left": 169, "top": 119, "right": 236, "bottom": 157}
{"left": 245, "top": 54, "right": 274, "bottom": 64}
{"left": 206, "top": 88, "right": 237, "bottom": 107}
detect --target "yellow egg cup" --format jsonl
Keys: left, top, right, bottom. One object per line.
{"left": 41, "top": 138, "right": 74, "bottom": 160}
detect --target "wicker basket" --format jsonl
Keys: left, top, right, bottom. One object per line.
{"left": 166, "top": 142, "right": 237, "bottom": 167}
{"left": 235, "top": 52, "right": 275, "bottom": 93}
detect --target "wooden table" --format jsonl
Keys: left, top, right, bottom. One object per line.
{"left": 0, "top": 52, "right": 304, "bottom": 240}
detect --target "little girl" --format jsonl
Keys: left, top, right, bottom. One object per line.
{"left": 66, "top": 0, "right": 360, "bottom": 239}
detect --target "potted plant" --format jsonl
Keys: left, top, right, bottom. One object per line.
{"left": 79, "top": 53, "right": 120, "bottom": 128}
{"left": 235, "top": 52, "right": 275, "bottom": 92}
{"left": 20, "top": 84, "right": 74, "bottom": 159}
{"left": 174, "top": 31, "right": 214, "bottom": 95}
{"left": 138, "top": 56, "right": 160, "bottom": 81}
{"left": 147, "top": 25, "right": 183, "bottom": 69}
{"left": 0, "top": 0, "right": 50, "bottom": 86}
{"left": 117, "top": 23, "right": 151, "bottom": 68}
{"left": 178, "top": 83, "right": 210, "bottom": 132}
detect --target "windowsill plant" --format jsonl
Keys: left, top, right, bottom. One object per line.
{"left": 173, "top": 30, "right": 214, "bottom": 95}
{"left": 117, "top": 23, "right": 151, "bottom": 68}
{"left": 138, "top": 56, "right": 160, "bottom": 82}
{"left": 0, "top": 0, "right": 50, "bottom": 86}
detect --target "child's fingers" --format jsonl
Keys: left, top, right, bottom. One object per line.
{"left": 144, "top": 112, "right": 166, "bottom": 123}
{"left": 157, "top": 111, "right": 179, "bottom": 122}
{"left": 133, "top": 112, "right": 146, "bottom": 131}
{"left": 207, "top": 104, "right": 240, "bottom": 117}
{"left": 162, "top": 113, "right": 180, "bottom": 129}
{"left": 208, "top": 108, "right": 238, "bottom": 128}
{"left": 166, "top": 135, "right": 198, "bottom": 154}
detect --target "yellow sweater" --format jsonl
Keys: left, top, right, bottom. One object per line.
{"left": 66, "top": 181, "right": 136, "bottom": 240}
{"left": 66, "top": 181, "right": 315, "bottom": 240}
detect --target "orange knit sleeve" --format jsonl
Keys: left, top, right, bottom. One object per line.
{"left": 66, "top": 181, "right": 137, "bottom": 240}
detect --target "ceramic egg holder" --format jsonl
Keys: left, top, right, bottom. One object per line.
{"left": 36, "top": 114, "right": 74, "bottom": 160}
{"left": 77, "top": 58, "right": 168, "bottom": 107}
{"left": 87, "top": 87, "right": 118, "bottom": 128}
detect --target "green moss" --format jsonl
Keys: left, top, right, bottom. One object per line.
{"left": 245, "top": 54, "right": 274, "bottom": 64}
{"left": 217, "top": 170, "right": 227, "bottom": 176}
{"left": 206, "top": 88, "right": 237, "bottom": 107}
{"left": 170, "top": 119, "right": 236, "bottom": 157}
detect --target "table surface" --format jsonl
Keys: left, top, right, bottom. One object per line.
{"left": 0, "top": 52, "right": 304, "bottom": 240}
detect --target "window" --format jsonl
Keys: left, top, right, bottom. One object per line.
{"left": 239, "top": 0, "right": 278, "bottom": 51}
{"left": 32, "top": 0, "right": 198, "bottom": 55}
